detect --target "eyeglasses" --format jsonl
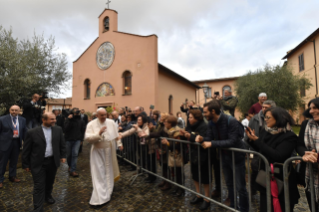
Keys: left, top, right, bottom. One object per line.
{"left": 264, "top": 116, "right": 272, "bottom": 120}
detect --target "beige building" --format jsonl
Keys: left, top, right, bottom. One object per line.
{"left": 45, "top": 98, "right": 72, "bottom": 112}
{"left": 283, "top": 28, "right": 319, "bottom": 123}
{"left": 72, "top": 9, "right": 199, "bottom": 116}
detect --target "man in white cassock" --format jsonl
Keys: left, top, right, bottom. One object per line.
{"left": 85, "top": 108, "right": 123, "bottom": 207}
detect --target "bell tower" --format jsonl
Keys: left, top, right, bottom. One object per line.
{"left": 99, "top": 9, "right": 118, "bottom": 35}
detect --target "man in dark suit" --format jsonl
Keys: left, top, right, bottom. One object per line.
{"left": 53, "top": 109, "right": 65, "bottom": 131}
{"left": 23, "top": 93, "right": 45, "bottom": 129}
{"left": 0, "top": 105, "right": 27, "bottom": 189}
{"left": 80, "top": 109, "right": 88, "bottom": 126}
{"left": 78, "top": 109, "right": 88, "bottom": 153}
{"left": 22, "top": 112, "right": 66, "bottom": 212}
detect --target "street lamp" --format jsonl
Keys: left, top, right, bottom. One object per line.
{"left": 202, "top": 83, "right": 209, "bottom": 103}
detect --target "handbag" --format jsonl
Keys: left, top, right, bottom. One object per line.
{"left": 255, "top": 161, "right": 284, "bottom": 195}
{"left": 168, "top": 150, "right": 183, "bottom": 167}
{"left": 270, "top": 164, "right": 282, "bottom": 212}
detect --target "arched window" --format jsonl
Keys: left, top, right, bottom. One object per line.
{"left": 103, "top": 17, "right": 109, "bottom": 32}
{"left": 222, "top": 85, "right": 231, "bottom": 97}
{"left": 84, "top": 79, "right": 91, "bottom": 99}
{"left": 168, "top": 95, "right": 173, "bottom": 114}
{"left": 122, "top": 71, "right": 132, "bottom": 95}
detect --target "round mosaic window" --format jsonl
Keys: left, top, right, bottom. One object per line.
{"left": 96, "top": 42, "right": 115, "bottom": 70}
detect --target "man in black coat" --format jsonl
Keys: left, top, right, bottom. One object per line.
{"left": 53, "top": 109, "right": 65, "bottom": 132}
{"left": 0, "top": 105, "right": 27, "bottom": 189}
{"left": 22, "top": 112, "right": 66, "bottom": 212}
{"left": 64, "top": 108, "right": 85, "bottom": 177}
{"left": 198, "top": 100, "right": 248, "bottom": 212}
{"left": 23, "top": 93, "right": 46, "bottom": 129}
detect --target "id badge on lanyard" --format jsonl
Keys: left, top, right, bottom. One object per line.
{"left": 13, "top": 130, "right": 19, "bottom": 138}
{"left": 12, "top": 118, "right": 19, "bottom": 138}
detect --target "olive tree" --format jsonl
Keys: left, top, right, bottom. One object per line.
{"left": 0, "top": 26, "right": 71, "bottom": 115}
{"left": 234, "top": 64, "right": 312, "bottom": 113}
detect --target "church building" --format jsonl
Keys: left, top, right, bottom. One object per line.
{"left": 72, "top": 9, "right": 200, "bottom": 114}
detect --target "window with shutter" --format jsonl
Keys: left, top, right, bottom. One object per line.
{"left": 298, "top": 53, "right": 304, "bottom": 72}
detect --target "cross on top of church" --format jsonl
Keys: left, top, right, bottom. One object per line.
{"left": 106, "top": 0, "right": 111, "bottom": 9}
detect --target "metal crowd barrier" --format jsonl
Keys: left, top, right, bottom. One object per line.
{"left": 116, "top": 135, "right": 272, "bottom": 212}
{"left": 283, "top": 156, "right": 317, "bottom": 212}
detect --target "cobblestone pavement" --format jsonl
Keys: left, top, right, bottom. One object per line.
{"left": 0, "top": 144, "right": 311, "bottom": 212}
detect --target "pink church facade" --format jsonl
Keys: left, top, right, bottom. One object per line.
{"left": 72, "top": 9, "right": 199, "bottom": 115}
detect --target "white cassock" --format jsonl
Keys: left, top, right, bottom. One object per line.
{"left": 85, "top": 118, "right": 122, "bottom": 205}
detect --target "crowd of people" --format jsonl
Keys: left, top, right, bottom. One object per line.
{"left": 0, "top": 92, "right": 319, "bottom": 212}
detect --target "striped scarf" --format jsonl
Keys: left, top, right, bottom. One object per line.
{"left": 304, "top": 119, "right": 319, "bottom": 202}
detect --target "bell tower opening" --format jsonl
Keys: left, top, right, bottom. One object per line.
{"left": 103, "top": 17, "right": 109, "bottom": 32}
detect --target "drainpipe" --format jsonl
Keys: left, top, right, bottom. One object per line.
{"left": 313, "top": 39, "right": 318, "bottom": 97}
{"left": 308, "top": 39, "right": 318, "bottom": 97}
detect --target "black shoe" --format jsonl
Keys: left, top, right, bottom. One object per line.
{"left": 170, "top": 187, "right": 178, "bottom": 195}
{"left": 45, "top": 197, "right": 56, "bottom": 204}
{"left": 145, "top": 178, "right": 155, "bottom": 183}
{"left": 89, "top": 204, "right": 102, "bottom": 209}
{"left": 173, "top": 188, "right": 184, "bottom": 197}
{"left": 190, "top": 196, "right": 203, "bottom": 204}
{"left": 199, "top": 200, "right": 210, "bottom": 211}
{"left": 128, "top": 166, "right": 136, "bottom": 171}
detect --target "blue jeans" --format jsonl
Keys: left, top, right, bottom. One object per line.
{"left": 66, "top": 140, "right": 81, "bottom": 173}
{"left": 222, "top": 154, "right": 249, "bottom": 212}
{"left": 27, "top": 119, "right": 39, "bottom": 130}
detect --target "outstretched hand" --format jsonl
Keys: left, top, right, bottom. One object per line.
{"left": 117, "top": 134, "right": 123, "bottom": 140}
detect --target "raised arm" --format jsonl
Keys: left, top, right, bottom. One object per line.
{"left": 84, "top": 123, "right": 102, "bottom": 144}
{"left": 120, "top": 127, "right": 137, "bottom": 138}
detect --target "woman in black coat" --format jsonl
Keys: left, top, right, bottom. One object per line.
{"left": 180, "top": 109, "right": 210, "bottom": 210}
{"left": 296, "top": 98, "right": 319, "bottom": 212}
{"left": 246, "top": 107, "right": 300, "bottom": 212}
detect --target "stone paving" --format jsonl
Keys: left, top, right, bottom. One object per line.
{"left": 0, "top": 144, "right": 312, "bottom": 212}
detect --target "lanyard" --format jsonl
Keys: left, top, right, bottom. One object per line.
{"left": 11, "top": 116, "right": 18, "bottom": 129}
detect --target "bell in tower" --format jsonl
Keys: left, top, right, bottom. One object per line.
{"left": 104, "top": 17, "right": 109, "bottom": 32}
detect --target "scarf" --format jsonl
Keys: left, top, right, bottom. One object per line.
{"left": 264, "top": 123, "right": 292, "bottom": 135}
{"left": 304, "top": 119, "right": 319, "bottom": 202}
{"left": 258, "top": 110, "right": 264, "bottom": 128}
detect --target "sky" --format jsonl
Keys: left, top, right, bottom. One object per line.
{"left": 1, "top": 0, "right": 319, "bottom": 97}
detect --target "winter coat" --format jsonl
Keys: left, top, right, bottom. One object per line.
{"left": 219, "top": 95, "right": 238, "bottom": 117}
{"left": 248, "top": 130, "right": 300, "bottom": 205}
{"left": 64, "top": 116, "right": 86, "bottom": 141}
{"left": 184, "top": 120, "right": 209, "bottom": 164}
{"left": 203, "top": 113, "right": 245, "bottom": 162}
